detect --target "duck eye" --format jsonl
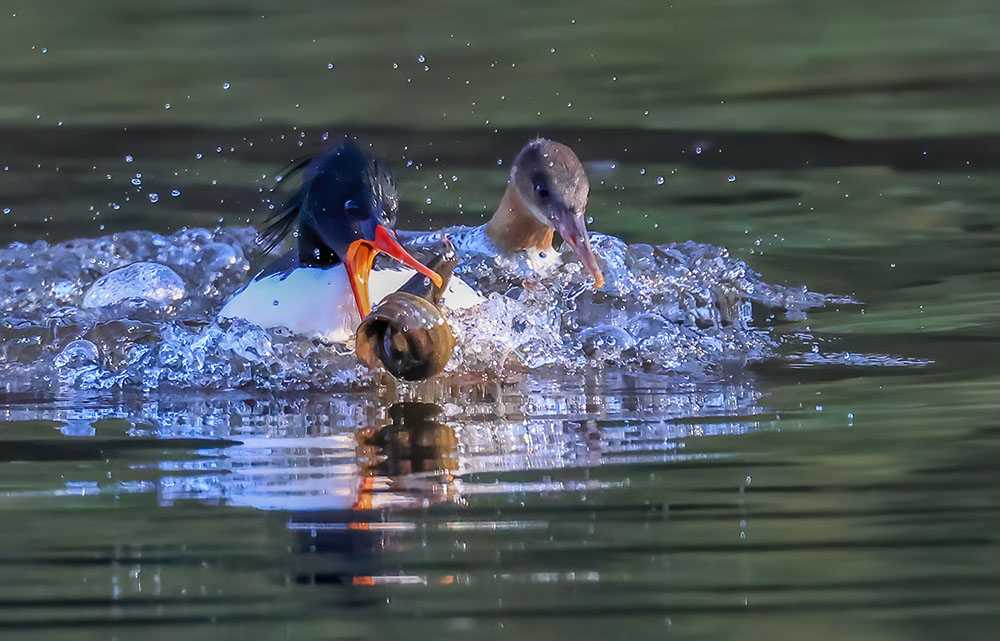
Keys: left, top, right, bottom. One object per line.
{"left": 344, "top": 199, "right": 362, "bottom": 215}
{"left": 535, "top": 184, "right": 550, "bottom": 199}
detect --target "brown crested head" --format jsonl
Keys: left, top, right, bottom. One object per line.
{"left": 509, "top": 138, "right": 590, "bottom": 225}
{"left": 508, "top": 138, "right": 603, "bottom": 287}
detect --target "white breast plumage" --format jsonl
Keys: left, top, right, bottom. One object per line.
{"left": 219, "top": 265, "right": 484, "bottom": 343}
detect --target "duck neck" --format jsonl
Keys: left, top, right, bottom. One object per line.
{"left": 297, "top": 223, "right": 341, "bottom": 268}
{"left": 485, "top": 184, "right": 554, "bottom": 254}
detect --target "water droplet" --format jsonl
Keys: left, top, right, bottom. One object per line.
{"left": 124, "top": 155, "right": 134, "bottom": 163}
{"left": 695, "top": 146, "right": 703, "bottom": 155}
{"left": 222, "top": 82, "right": 231, "bottom": 90}
{"left": 164, "top": 103, "right": 171, "bottom": 110}
{"left": 195, "top": 153, "right": 203, "bottom": 159}
{"left": 40, "top": 47, "right": 48, "bottom": 54}
{"left": 417, "top": 54, "right": 425, "bottom": 63}
{"left": 131, "top": 177, "right": 142, "bottom": 186}
{"left": 656, "top": 176, "right": 664, "bottom": 185}
{"left": 171, "top": 189, "right": 181, "bottom": 197}
{"left": 326, "top": 63, "right": 334, "bottom": 69}
{"left": 2, "top": 207, "right": 10, "bottom": 215}
{"left": 727, "top": 175, "right": 737, "bottom": 182}
{"left": 425, "top": 198, "right": 433, "bottom": 204}
{"left": 148, "top": 192, "right": 159, "bottom": 203}
{"left": 586, "top": 216, "right": 594, "bottom": 224}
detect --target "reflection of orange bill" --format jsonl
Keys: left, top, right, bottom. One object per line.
{"left": 345, "top": 225, "right": 444, "bottom": 318}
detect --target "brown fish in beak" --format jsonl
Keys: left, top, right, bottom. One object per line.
{"left": 355, "top": 238, "right": 459, "bottom": 381}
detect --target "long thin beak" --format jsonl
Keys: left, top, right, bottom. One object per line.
{"left": 554, "top": 213, "right": 605, "bottom": 288}
{"left": 344, "top": 225, "right": 444, "bottom": 318}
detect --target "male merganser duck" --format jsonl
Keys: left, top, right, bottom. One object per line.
{"left": 219, "top": 142, "right": 480, "bottom": 343}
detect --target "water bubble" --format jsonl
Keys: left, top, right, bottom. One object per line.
{"left": 417, "top": 54, "right": 426, "bottom": 62}
{"left": 2, "top": 207, "right": 10, "bottom": 215}
{"left": 695, "top": 146, "right": 703, "bottom": 155}
{"left": 426, "top": 198, "right": 433, "bottom": 205}
{"left": 656, "top": 176, "right": 664, "bottom": 185}
{"left": 164, "top": 103, "right": 171, "bottom": 110}
{"left": 131, "top": 177, "right": 142, "bottom": 186}
{"left": 40, "top": 47, "right": 48, "bottom": 54}
{"left": 326, "top": 63, "right": 334, "bottom": 69}
{"left": 222, "top": 82, "right": 231, "bottom": 90}
{"left": 727, "top": 175, "right": 737, "bottom": 182}
{"left": 124, "top": 155, "right": 134, "bottom": 163}
{"left": 54, "top": 340, "right": 99, "bottom": 369}
{"left": 171, "top": 189, "right": 181, "bottom": 197}
{"left": 148, "top": 193, "right": 159, "bottom": 203}
{"left": 81, "top": 262, "right": 185, "bottom": 309}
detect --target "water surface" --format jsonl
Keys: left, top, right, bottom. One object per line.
{"left": 1, "top": 1, "right": 999, "bottom": 639}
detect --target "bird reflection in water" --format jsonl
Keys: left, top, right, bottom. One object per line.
{"left": 288, "top": 402, "right": 461, "bottom": 589}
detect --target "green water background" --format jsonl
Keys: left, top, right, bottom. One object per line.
{"left": 1, "top": 1, "right": 999, "bottom": 639}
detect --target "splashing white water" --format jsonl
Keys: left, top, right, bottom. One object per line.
{"left": 0, "top": 226, "right": 846, "bottom": 393}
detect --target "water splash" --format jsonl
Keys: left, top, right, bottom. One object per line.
{"left": 1, "top": 226, "right": 848, "bottom": 392}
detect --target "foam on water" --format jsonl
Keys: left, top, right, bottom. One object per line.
{"left": 1, "top": 226, "right": 847, "bottom": 393}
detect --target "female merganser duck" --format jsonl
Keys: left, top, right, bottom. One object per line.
{"left": 403, "top": 137, "right": 604, "bottom": 289}
{"left": 484, "top": 137, "right": 604, "bottom": 288}
{"left": 219, "top": 142, "right": 480, "bottom": 343}
{"left": 220, "top": 137, "right": 604, "bottom": 344}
